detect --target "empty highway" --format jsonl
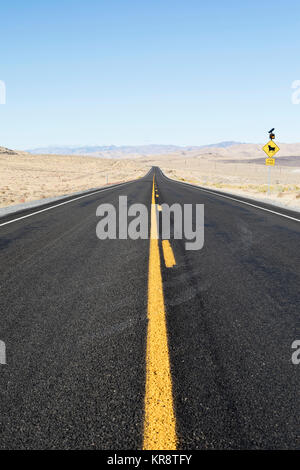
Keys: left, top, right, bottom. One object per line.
{"left": 0, "top": 167, "right": 299, "bottom": 450}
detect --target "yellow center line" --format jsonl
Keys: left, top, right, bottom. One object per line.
{"left": 143, "top": 176, "right": 177, "bottom": 450}
{"left": 162, "top": 240, "right": 176, "bottom": 268}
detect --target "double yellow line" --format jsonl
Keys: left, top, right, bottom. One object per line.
{"left": 143, "top": 177, "right": 177, "bottom": 450}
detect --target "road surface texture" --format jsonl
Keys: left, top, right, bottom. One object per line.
{"left": 0, "top": 167, "right": 299, "bottom": 450}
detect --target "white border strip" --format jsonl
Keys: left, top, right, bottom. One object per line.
{"left": 159, "top": 169, "right": 300, "bottom": 223}
{"left": 0, "top": 180, "right": 134, "bottom": 228}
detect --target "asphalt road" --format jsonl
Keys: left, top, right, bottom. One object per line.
{"left": 0, "top": 167, "right": 299, "bottom": 450}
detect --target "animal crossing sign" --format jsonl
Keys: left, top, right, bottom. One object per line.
{"left": 262, "top": 140, "right": 280, "bottom": 159}
{"left": 263, "top": 129, "right": 280, "bottom": 194}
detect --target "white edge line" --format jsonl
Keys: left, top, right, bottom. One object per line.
{"left": 158, "top": 169, "right": 300, "bottom": 223}
{"left": 0, "top": 179, "right": 139, "bottom": 228}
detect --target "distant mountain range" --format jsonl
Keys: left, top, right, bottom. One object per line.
{"left": 3, "top": 142, "right": 300, "bottom": 164}
{"left": 26, "top": 142, "right": 243, "bottom": 157}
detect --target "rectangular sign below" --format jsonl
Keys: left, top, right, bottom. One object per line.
{"left": 265, "top": 157, "right": 275, "bottom": 166}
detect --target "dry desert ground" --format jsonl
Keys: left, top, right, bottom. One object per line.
{"left": 0, "top": 149, "right": 148, "bottom": 208}
{"left": 155, "top": 144, "right": 300, "bottom": 210}
{"left": 1, "top": 143, "right": 300, "bottom": 211}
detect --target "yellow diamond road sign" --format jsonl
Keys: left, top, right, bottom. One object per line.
{"left": 262, "top": 140, "right": 280, "bottom": 158}
{"left": 265, "top": 157, "right": 275, "bottom": 166}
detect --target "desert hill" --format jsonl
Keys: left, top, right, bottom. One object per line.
{"left": 0, "top": 146, "right": 25, "bottom": 156}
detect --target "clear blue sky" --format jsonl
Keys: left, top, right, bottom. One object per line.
{"left": 0, "top": 0, "right": 300, "bottom": 149}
